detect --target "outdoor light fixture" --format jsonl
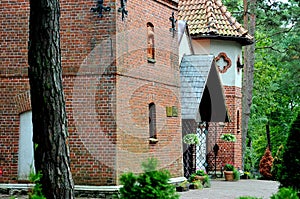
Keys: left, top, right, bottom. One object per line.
{"left": 118, "top": 0, "right": 128, "bottom": 21}
{"left": 91, "top": 0, "right": 111, "bottom": 18}
{"left": 169, "top": 12, "right": 177, "bottom": 31}
{"left": 237, "top": 56, "right": 244, "bottom": 72}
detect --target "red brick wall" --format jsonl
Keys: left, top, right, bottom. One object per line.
{"left": 207, "top": 85, "right": 242, "bottom": 171}
{"left": 0, "top": 0, "right": 183, "bottom": 185}
{"left": 0, "top": 0, "right": 30, "bottom": 182}
{"left": 0, "top": 78, "right": 30, "bottom": 183}
{"left": 115, "top": 0, "right": 183, "bottom": 182}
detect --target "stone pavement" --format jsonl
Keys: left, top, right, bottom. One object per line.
{"left": 0, "top": 179, "right": 279, "bottom": 199}
{"left": 179, "top": 179, "right": 279, "bottom": 199}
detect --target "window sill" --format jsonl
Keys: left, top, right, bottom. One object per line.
{"left": 149, "top": 138, "right": 158, "bottom": 144}
{"left": 147, "top": 58, "right": 156, "bottom": 63}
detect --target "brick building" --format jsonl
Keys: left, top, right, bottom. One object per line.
{"left": 0, "top": 0, "right": 253, "bottom": 186}
{"left": 178, "top": 0, "right": 253, "bottom": 174}
{"left": 0, "top": 0, "right": 183, "bottom": 185}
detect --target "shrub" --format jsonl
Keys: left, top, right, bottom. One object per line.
{"left": 270, "top": 187, "right": 299, "bottom": 199}
{"left": 279, "top": 113, "right": 300, "bottom": 192}
{"left": 190, "top": 180, "right": 203, "bottom": 189}
{"left": 271, "top": 145, "right": 284, "bottom": 181}
{"left": 233, "top": 169, "right": 240, "bottom": 181}
{"left": 28, "top": 165, "right": 46, "bottom": 199}
{"left": 203, "top": 175, "right": 211, "bottom": 188}
{"left": 119, "top": 158, "right": 179, "bottom": 199}
{"left": 259, "top": 147, "right": 273, "bottom": 180}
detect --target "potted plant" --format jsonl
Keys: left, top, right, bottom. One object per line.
{"left": 183, "top": 134, "right": 200, "bottom": 145}
{"left": 189, "top": 180, "right": 203, "bottom": 190}
{"left": 188, "top": 169, "right": 211, "bottom": 188}
{"left": 223, "top": 163, "right": 234, "bottom": 181}
{"left": 220, "top": 133, "right": 236, "bottom": 142}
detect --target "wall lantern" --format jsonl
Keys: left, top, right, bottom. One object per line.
{"left": 237, "top": 56, "right": 244, "bottom": 72}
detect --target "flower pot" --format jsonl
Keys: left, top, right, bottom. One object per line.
{"left": 194, "top": 175, "right": 205, "bottom": 182}
{"left": 224, "top": 171, "right": 234, "bottom": 181}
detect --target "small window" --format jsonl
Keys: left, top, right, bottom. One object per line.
{"left": 147, "top": 22, "right": 155, "bottom": 63}
{"left": 18, "top": 111, "right": 34, "bottom": 180}
{"left": 149, "top": 103, "right": 157, "bottom": 139}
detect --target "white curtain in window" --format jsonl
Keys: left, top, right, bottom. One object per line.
{"left": 18, "top": 111, "right": 34, "bottom": 180}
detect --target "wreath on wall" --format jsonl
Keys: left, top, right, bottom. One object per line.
{"left": 215, "top": 52, "right": 232, "bottom": 73}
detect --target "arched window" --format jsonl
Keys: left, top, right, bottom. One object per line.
{"left": 147, "top": 22, "right": 155, "bottom": 62}
{"left": 149, "top": 103, "right": 157, "bottom": 139}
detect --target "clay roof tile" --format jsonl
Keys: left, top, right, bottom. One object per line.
{"left": 178, "top": 0, "right": 253, "bottom": 45}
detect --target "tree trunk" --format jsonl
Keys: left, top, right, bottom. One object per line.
{"left": 241, "top": 0, "right": 256, "bottom": 169}
{"left": 266, "top": 123, "right": 271, "bottom": 151}
{"left": 28, "top": 0, "right": 74, "bottom": 198}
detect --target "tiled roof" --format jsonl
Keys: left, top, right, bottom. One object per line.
{"left": 178, "top": 0, "right": 253, "bottom": 45}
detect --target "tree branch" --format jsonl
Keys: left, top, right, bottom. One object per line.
{"left": 256, "top": 26, "right": 294, "bottom": 43}
{"left": 256, "top": 45, "right": 287, "bottom": 53}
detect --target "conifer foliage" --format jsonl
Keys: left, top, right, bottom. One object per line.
{"left": 259, "top": 147, "right": 273, "bottom": 179}
{"left": 279, "top": 113, "right": 300, "bottom": 191}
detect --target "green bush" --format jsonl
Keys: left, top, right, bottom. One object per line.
{"left": 270, "top": 187, "right": 299, "bottom": 199}
{"left": 271, "top": 145, "right": 284, "bottom": 181}
{"left": 28, "top": 165, "right": 46, "bottom": 199}
{"left": 203, "top": 175, "right": 211, "bottom": 188}
{"left": 233, "top": 169, "right": 240, "bottom": 181}
{"left": 190, "top": 180, "right": 203, "bottom": 189}
{"left": 119, "top": 158, "right": 179, "bottom": 199}
{"left": 279, "top": 113, "right": 300, "bottom": 191}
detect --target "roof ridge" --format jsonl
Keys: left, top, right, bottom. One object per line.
{"left": 205, "top": 0, "right": 218, "bottom": 34}
{"left": 178, "top": 0, "right": 253, "bottom": 45}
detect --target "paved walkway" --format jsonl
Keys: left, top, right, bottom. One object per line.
{"left": 179, "top": 179, "right": 279, "bottom": 199}
{"left": 0, "top": 179, "right": 279, "bottom": 199}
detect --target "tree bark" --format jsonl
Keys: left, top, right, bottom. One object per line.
{"left": 241, "top": 0, "right": 256, "bottom": 169}
{"left": 28, "top": 0, "right": 74, "bottom": 198}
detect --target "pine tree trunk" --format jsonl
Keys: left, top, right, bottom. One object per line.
{"left": 242, "top": 0, "right": 256, "bottom": 169}
{"left": 28, "top": 0, "right": 74, "bottom": 198}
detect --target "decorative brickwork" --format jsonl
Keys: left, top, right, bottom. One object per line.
{"left": 13, "top": 91, "right": 31, "bottom": 114}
